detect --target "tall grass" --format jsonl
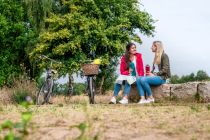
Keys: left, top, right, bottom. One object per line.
{"left": 0, "top": 88, "right": 13, "bottom": 105}
{"left": 0, "top": 75, "right": 37, "bottom": 104}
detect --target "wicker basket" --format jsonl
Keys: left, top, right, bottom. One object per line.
{"left": 81, "top": 64, "right": 99, "bottom": 76}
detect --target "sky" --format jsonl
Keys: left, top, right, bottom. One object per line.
{"left": 138, "top": 0, "right": 210, "bottom": 76}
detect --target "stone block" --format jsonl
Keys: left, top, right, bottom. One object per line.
{"left": 170, "top": 82, "right": 199, "bottom": 101}
{"left": 197, "top": 82, "right": 210, "bottom": 102}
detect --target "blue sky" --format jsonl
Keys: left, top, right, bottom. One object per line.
{"left": 138, "top": 0, "right": 210, "bottom": 76}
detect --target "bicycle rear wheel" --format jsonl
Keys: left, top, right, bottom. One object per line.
{"left": 36, "top": 84, "right": 47, "bottom": 105}
{"left": 44, "top": 78, "right": 53, "bottom": 103}
{"left": 88, "top": 76, "right": 95, "bottom": 104}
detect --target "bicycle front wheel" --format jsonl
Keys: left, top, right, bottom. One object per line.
{"left": 88, "top": 76, "right": 95, "bottom": 104}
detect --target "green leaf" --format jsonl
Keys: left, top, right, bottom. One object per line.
{"left": 78, "top": 122, "right": 87, "bottom": 132}
{"left": 20, "top": 101, "right": 30, "bottom": 109}
{"left": 21, "top": 112, "right": 32, "bottom": 123}
{"left": 14, "top": 122, "right": 24, "bottom": 129}
{"left": 1, "top": 120, "right": 13, "bottom": 130}
{"left": 4, "top": 132, "right": 14, "bottom": 140}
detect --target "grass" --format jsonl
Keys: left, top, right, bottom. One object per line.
{"left": 0, "top": 102, "right": 33, "bottom": 139}
{"left": 1, "top": 80, "right": 210, "bottom": 139}
{"left": 1, "top": 96, "right": 210, "bottom": 140}
{"left": 0, "top": 77, "right": 37, "bottom": 105}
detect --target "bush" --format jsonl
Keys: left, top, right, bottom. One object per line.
{"left": 73, "top": 83, "right": 86, "bottom": 95}
{"left": 0, "top": 0, "right": 36, "bottom": 87}
{"left": 170, "top": 70, "right": 210, "bottom": 84}
{"left": 52, "top": 83, "right": 86, "bottom": 95}
{"left": 11, "top": 76, "right": 37, "bottom": 104}
{"left": 53, "top": 83, "right": 68, "bottom": 95}
{"left": 13, "top": 90, "right": 30, "bottom": 104}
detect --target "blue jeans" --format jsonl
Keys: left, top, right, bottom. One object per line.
{"left": 113, "top": 81, "right": 131, "bottom": 96}
{"left": 136, "top": 76, "right": 166, "bottom": 97}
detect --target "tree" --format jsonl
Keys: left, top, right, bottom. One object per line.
{"left": 21, "top": 0, "right": 62, "bottom": 78}
{"left": 30, "top": 0, "right": 155, "bottom": 92}
{"left": 189, "top": 73, "right": 195, "bottom": 81}
{"left": 195, "top": 70, "right": 209, "bottom": 81}
{"left": 179, "top": 73, "right": 195, "bottom": 83}
{"left": 170, "top": 70, "right": 210, "bottom": 84}
{"left": 169, "top": 75, "right": 179, "bottom": 84}
{"left": 0, "top": 0, "right": 35, "bottom": 87}
{"left": 96, "top": 57, "right": 119, "bottom": 94}
{"left": 22, "top": 0, "right": 53, "bottom": 32}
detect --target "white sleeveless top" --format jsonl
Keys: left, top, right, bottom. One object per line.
{"left": 132, "top": 56, "right": 138, "bottom": 77}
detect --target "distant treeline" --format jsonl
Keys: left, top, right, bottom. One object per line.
{"left": 170, "top": 70, "right": 210, "bottom": 84}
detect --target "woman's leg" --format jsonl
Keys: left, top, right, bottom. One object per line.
{"left": 110, "top": 83, "right": 122, "bottom": 104}
{"left": 136, "top": 78, "right": 145, "bottom": 97}
{"left": 113, "top": 83, "right": 122, "bottom": 96}
{"left": 136, "top": 77, "right": 149, "bottom": 104}
{"left": 119, "top": 81, "right": 131, "bottom": 104}
{"left": 140, "top": 76, "right": 165, "bottom": 97}
{"left": 123, "top": 81, "right": 131, "bottom": 98}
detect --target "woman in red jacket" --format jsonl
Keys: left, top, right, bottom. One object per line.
{"left": 110, "top": 42, "right": 144, "bottom": 104}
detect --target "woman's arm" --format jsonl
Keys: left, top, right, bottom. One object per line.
{"left": 136, "top": 53, "right": 144, "bottom": 76}
{"left": 156, "top": 54, "right": 170, "bottom": 76}
{"left": 120, "top": 56, "right": 130, "bottom": 75}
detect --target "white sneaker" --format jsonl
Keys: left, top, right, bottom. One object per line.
{"left": 147, "top": 98, "right": 155, "bottom": 103}
{"left": 110, "top": 97, "right": 116, "bottom": 104}
{"left": 119, "top": 98, "right": 128, "bottom": 104}
{"left": 138, "top": 99, "right": 149, "bottom": 104}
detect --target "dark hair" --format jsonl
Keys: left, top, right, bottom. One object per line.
{"left": 124, "top": 42, "right": 136, "bottom": 70}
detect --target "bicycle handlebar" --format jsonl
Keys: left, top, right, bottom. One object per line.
{"left": 39, "top": 55, "right": 61, "bottom": 64}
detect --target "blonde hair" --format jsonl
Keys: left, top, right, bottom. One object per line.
{"left": 153, "top": 41, "right": 164, "bottom": 65}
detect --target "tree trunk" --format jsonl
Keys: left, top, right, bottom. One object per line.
{"left": 98, "top": 76, "right": 105, "bottom": 94}
{"left": 68, "top": 74, "right": 74, "bottom": 95}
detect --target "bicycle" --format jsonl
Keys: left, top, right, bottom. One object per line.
{"left": 81, "top": 61, "right": 100, "bottom": 104}
{"left": 36, "top": 55, "right": 59, "bottom": 105}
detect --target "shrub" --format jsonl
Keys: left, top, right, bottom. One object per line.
{"left": 73, "top": 83, "right": 86, "bottom": 95}
{"left": 11, "top": 76, "right": 37, "bottom": 104}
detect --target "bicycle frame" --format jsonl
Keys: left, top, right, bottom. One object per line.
{"left": 36, "top": 67, "right": 54, "bottom": 105}
{"left": 81, "top": 59, "right": 100, "bottom": 104}
{"left": 36, "top": 55, "right": 59, "bottom": 105}
{"left": 44, "top": 68, "right": 54, "bottom": 101}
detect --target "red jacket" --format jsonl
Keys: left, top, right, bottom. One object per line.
{"left": 120, "top": 53, "right": 144, "bottom": 76}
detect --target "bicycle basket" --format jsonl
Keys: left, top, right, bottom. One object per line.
{"left": 81, "top": 64, "right": 99, "bottom": 76}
